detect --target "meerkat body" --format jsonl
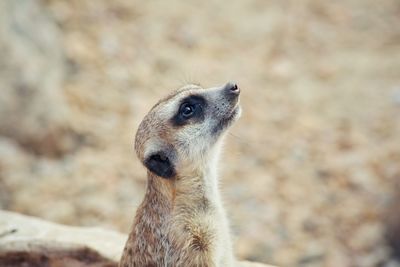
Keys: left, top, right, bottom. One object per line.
{"left": 120, "top": 83, "right": 241, "bottom": 267}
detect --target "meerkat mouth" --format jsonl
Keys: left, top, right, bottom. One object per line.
{"left": 229, "top": 105, "right": 241, "bottom": 120}
{"left": 212, "top": 105, "right": 241, "bottom": 134}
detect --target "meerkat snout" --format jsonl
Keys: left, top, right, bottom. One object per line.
{"left": 134, "top": 82, "right": 241, "bottom": 179}
{"left": 223, "top": 81, "right": 240, "bottom": 96}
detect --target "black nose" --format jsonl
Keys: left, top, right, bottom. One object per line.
{"left": 224, "top": 82, "right": 240, "bottom": 95}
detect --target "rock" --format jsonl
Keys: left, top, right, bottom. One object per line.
{"left": 0, "top": 210, "right": 276, "bottom": 267}
{"left": 0, "top": 240, "right": 117, "bottom": 267}
{"left": 0, "top": 210, "right": 126, "bottom": 262}
{"left": 0, "top": 0, "right": 76, "bottom": 158}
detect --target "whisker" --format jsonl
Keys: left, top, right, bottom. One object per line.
{"left": 228, "top": 131, "right": 270, "bottom": 146}
{"left": 227, "top": 132, "right": 253, "bottom": 145}
{"left": 176, "top": 70, "right": 199, "bottom": 86}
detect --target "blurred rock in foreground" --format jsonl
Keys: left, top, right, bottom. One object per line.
{"left": 0, "top": 210, "right": 275, "bottom": 267}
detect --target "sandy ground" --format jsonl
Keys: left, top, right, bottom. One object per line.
{"left": 1, "top": 0, "right": 400, "bottom": 266}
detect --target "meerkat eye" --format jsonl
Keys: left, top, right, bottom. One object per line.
{"left": 171, "top": 95, "right": 206, "bottom": 126}
{"left": 180, "top": 103, "right": 195, "bottom": 118}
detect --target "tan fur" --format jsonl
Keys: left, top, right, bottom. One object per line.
{"left": 120, "top": 83, "right": 241, "bottom": 267}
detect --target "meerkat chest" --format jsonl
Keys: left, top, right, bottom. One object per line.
{"left": 169, "top": 198, "right": 232, "bottom": 265}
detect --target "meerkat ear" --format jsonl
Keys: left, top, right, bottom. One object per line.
{"left": 144, "top": 152, "right": 175, "bottom": 179}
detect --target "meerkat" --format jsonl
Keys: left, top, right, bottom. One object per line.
{"left": 120, "top": 82, "right": 242, "bottom": 267}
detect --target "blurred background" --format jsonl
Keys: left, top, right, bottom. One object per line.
{"left": 0, "top": 0, "right": 400, "bottom": 266}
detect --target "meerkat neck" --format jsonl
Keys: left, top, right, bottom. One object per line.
{"left": 141, "top": 153, "right": 221, "bottom": 215}
{"left": 142, "top": 163, "right": 222, "bottom": 216}
{"left": 140, "top": 172, "right": 174, "bottom": 217}
{"left": 174, "top": 144, "right": 224, "bottom": 209}
{"left": 121, "top": 144, "right": 234, "bottom": 267}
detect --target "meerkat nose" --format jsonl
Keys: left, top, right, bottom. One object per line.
{"left": 224, "top": 82, "right": 240, "bottom": 95}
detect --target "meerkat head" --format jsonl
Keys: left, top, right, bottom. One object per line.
{"left": 134, "top": 82, "right": 241, "bottom": 179}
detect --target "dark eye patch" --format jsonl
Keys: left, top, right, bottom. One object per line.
{"left": 171, "top": 95, "right": 206, "bottom": 126}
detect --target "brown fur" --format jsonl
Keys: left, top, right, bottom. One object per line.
{"left": 120, "top": 83, "right": 240, "bottom": 267}
{"left": 121, "top": 173, "right": 225, "bottom": 267}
